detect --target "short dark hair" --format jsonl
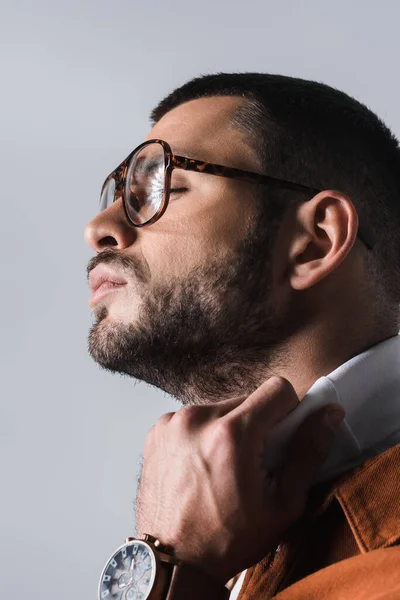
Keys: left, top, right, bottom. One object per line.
{"left": 151, "top": 73, "right": 400, "bottom": 316}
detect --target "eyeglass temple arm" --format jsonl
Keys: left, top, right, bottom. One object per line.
{"left": 172, "top": 154, "right": 375, "bottom": 250}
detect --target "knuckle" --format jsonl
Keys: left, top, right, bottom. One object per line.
{"left": 203, "top": 423, "right": 234, "bottom": 460}
{"left": 210, "top": 418, "right": 242, "bottom": 447}
{"left": 201, "top": 417, "right": 245, "bottom": 464}
{"left": 263, "top": 376, "right": 298, "bottom": 412}
{"left": 144, "top": 411, "right": 174, "bottom": 447}
{"left": 157, "top": 412, "right": 175, "bottom": 427}
{"left": 172, "top": 405, "right": 203, "bottom": 428}
{"left": 266, "top": 375, "right": 294, "bottom": 395}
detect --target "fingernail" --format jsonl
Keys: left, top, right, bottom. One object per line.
{"left": 325, "top": 408, "right": 345, "bottom": 432}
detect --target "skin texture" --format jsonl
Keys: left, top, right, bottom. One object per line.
{"left": 84, "top": 96, "right": 398, "bottom": 586}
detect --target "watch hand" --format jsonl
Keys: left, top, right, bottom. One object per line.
{"left": 118, "top": 572, "right": 133, "bottom": 589}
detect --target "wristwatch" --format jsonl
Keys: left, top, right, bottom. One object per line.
{"left": 98, "top": 534, "right": 231, "bottom": 600}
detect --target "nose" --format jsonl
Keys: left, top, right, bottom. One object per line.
{"left": 84, "top": 199, "right": 137, "bottom": 252}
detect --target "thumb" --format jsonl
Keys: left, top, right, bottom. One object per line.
{"left": 278, "top": 404, "right": 345, "bottom": 510}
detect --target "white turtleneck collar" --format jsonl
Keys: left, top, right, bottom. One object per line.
{"left": 262, "top": 334, "right": 400, "bottom": 481}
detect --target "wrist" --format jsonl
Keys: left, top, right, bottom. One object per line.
{"left": 98, "top": 534, "right": 230, "bottom": 600}
{"left": 165, "top": 562, "right": 230, "bottom": 600}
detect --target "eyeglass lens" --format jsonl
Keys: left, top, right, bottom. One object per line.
{"left": 99, "top": 177, "right": 116, "bottom": 213}
{"left": 99, "top": 142, "right": 166, "bottom": 226}
{"left": 125, "top": 142, "right": 166, "bottom": 225}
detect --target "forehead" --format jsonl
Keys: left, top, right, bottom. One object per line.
{"left": 145, "top": 96, "right": 259, "bottom": 170}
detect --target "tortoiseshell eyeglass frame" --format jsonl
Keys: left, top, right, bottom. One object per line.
{"left": 100, "top": 138, "right": 375, "bottom": 250}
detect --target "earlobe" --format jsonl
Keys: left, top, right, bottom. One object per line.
{"left": 288, "top": 191, "right": 359, "bottom": 291}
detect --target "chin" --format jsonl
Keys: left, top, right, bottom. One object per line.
{"left": 93, "top": 298, "right": 142, "bottom": 324}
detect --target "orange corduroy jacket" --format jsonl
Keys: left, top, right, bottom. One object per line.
{"left": 237, "top": 443, "right": 400, "bottom": 600}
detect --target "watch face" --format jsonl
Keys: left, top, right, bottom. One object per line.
{"left": 98, "top": 540, "right": 156, "bottom": 600}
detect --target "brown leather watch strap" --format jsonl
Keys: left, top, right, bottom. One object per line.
{"left": 165, "top": 563, "right": 230, "bottom": 600}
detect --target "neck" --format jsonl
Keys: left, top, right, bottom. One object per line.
{"left": 256, "top": 322, "right": 398, "bottom": 402}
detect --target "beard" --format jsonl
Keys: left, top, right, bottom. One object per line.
{"left": 87, "top": 214, "right": 296, "bottom": 405}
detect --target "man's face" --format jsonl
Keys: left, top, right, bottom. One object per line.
{"left": 85, "top": 96, "right": 291, "bottom": 404}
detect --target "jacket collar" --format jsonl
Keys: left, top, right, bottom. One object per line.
{"left": 310, "top": 443, "right": 400, "bottom": 551}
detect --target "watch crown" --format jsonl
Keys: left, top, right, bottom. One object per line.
{"left": 142, "top": 533, "right": 168, "bottom": 553}
{"left": 153, "top": 539, "right": 166, "bottom": 551}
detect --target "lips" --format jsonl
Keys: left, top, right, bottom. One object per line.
{"left": 88, "top": 265, "right": 127, "bottom": 306}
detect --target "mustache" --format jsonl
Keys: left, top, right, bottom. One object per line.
{"left": 86, "top": 249, "right": 150, "bottom": 284}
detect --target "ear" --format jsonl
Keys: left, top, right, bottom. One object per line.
{"left": 288, "top": 190, "right": 359, "bottom": 291}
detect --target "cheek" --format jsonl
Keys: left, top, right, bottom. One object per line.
{"left": 140, "top": 182, "right": 256, "bottom": 280}
{"left": 144, "top": 235, "right": 212, "bottom": 282}
{"left": 144, "top": 225, "right": 232, "bottom": 282}
{"left": 203, "top": 180, "right": 257, "bottom": 252}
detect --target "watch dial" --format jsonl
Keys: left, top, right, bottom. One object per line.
{"left": 99, "top": 541, "right": 156, "bottom": 600}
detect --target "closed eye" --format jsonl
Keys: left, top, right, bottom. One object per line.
{"left": 170, "top": 188, "right": 188, "bottom": 195}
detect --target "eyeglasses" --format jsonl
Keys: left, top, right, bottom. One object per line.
{"left": 99, "top": 138, "right": 375, "bottom": 249}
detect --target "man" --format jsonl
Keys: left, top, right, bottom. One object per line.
{"left": 85, "top": 74, "right": 400, "bottom": 599}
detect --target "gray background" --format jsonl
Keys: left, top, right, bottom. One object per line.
{"left": 2, "top": 1, "right": 400, "bottom": 598}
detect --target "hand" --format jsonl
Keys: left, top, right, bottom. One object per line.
{"left": 135, "top": 376, "right": 345, "bottom": 584}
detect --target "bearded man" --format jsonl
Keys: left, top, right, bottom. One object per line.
{"left": 85, "top": 73, "right": 400, "bottom": 600}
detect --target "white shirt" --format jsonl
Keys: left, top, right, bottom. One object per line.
{"left": 230, "top": 334, "right": 400, "bottom": 599}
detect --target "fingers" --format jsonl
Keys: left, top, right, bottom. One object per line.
{"left": 160, "top": 376, "right": 298, "bottom": 434}
{"left": 206, "top": 394, "right": 250, "bottom": 417}
{"left": 227, "top": 376, "right": 299, "bottom": 430}
{"left": 278, "top": 404, "right": 345, "bottom": 508}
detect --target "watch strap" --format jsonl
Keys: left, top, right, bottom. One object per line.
{"left": 165, "top": 562, "right": 230, "bottom": 600}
